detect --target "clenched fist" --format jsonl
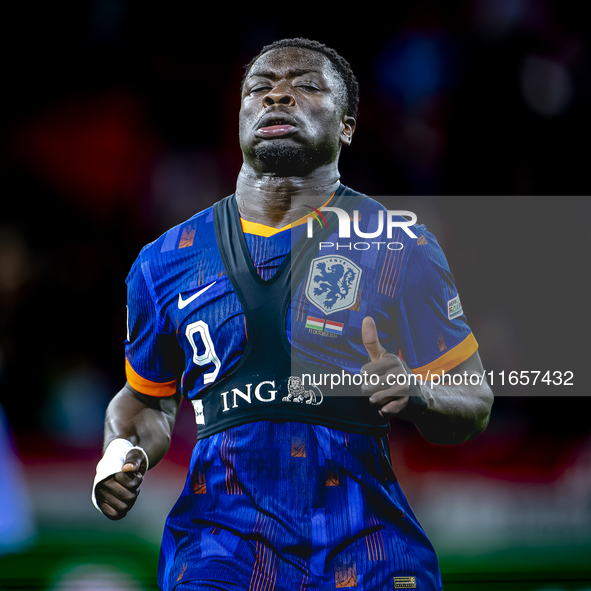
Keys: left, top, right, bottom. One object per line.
{"left": 95, "top": 448, "right": 147, "bottom": 520}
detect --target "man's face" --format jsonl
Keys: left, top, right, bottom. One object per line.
{"left": 239, "top": 47, "right": 355, "bottom": 176}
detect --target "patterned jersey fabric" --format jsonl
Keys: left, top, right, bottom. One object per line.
{"left": 124, "top": 185, "right": 478, "bottom": 590}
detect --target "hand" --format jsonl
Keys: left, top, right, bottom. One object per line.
{"left": 361, "top": 316, "right": 411, "bottom": 419}
{"left": 95, "top": 448, "right": 147, "bottom": 520}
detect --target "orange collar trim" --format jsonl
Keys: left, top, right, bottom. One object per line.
{"left": 240, "top": 191, "right": 336, "bottom": 237}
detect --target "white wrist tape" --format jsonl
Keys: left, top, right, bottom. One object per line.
{"left": 91, "top": 438, "right": 149, "bottom": 513}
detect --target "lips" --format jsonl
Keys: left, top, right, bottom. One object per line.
{"left": 256, "top": 113, "right": 298, "bottom": 138}
{"left": 257, "top": 124, "right": 296, "bottom": 137}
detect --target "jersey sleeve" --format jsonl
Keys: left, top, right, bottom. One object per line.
{"left": 125, "top": 254, "right": 184, "bottom": 396}
{"left": 396, "top": 230, "right": 478, "bottom": 379}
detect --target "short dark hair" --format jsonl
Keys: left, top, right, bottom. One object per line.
{"left": 242, "top": 38, "right": 359, "bottom": 119}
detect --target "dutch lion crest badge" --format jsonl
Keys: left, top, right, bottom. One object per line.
{"left": 305, "top": 255, "right": 362, "bottom": 315}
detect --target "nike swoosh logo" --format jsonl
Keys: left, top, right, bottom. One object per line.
{"left": 178, "top": 282, "right": 216, "bottom": 309}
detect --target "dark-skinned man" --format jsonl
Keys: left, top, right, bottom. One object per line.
{"left": 93, "top": 38, "right": 493, "bottom": 591}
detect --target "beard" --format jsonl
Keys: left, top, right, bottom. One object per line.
{"left": 254, "top": 141, "right": 320, "bottom": 177}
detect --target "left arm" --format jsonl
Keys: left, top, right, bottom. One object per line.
{"left": 361, "top": 317, "right": 493, "bottom": 445}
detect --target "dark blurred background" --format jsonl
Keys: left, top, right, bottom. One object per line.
{"left": 0, "top": 2, "right": 590, "bottom": 589}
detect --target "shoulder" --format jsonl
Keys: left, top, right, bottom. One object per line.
{"left": 126, "top": 204, "right": 220, "bottom": 295}
{"left": 400, "top": 226, "right": 459, "bottom": 302}
{"left": 406, "top": 226, "right": 449, "bottom": 269}
{"left": 137, "top": 206, "right": 217, "bottom": 263}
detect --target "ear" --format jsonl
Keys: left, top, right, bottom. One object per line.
{"left": 340, "top": 115, "right": 356, "bottom": 146}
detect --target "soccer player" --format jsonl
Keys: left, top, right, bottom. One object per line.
{"left": 93, "top": 38, "right": 493, "bottom": 590}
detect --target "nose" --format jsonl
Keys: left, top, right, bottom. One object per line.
{"left": 263, "top": 82, "right": 295, "bottom": 107}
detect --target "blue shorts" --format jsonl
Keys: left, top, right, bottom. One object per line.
{"left": 158, "top": 422, "right": 442, "bottom": 591}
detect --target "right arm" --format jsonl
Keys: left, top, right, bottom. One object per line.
{"left": 94, "top": 383, "right": 181, "bottom": 520}
{"left": 96, "top": 249, "right": 184, "bottom": 520}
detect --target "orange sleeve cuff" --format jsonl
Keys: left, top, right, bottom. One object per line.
{"left": 125, "top": 359, "right": 178, "bottom": 397}
{"left": 410, "top": 333, "right": 479, "bottom": 379}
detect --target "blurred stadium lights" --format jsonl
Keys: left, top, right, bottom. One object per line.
{"left": 520, "top": 56, "right": 574, "bottom": 117}
{"left": 50, "top": 563, "right": 144, "bottom": 591}
{"left": 375, "top": 32, "right": 460, "bottom": 108}
{"left": 0, "top": 405, "right": 36, "bottom": 556}
{"left": 469, "top": 0, "right": 528, "bottom": 38}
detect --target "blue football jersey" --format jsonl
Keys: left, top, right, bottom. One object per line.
{"left": 124, "top": 185, "right": 477, "bottom": 590}
{"left": 125, "top": 190, "right": 477, "bottom": 404}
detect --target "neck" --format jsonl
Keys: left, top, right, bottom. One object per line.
{"left": 235, "top": 162, "right": 341, "bottom": 229}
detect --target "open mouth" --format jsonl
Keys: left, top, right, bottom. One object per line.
{"left": 256, "top": 114, "right": 298, "bottom": 138}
